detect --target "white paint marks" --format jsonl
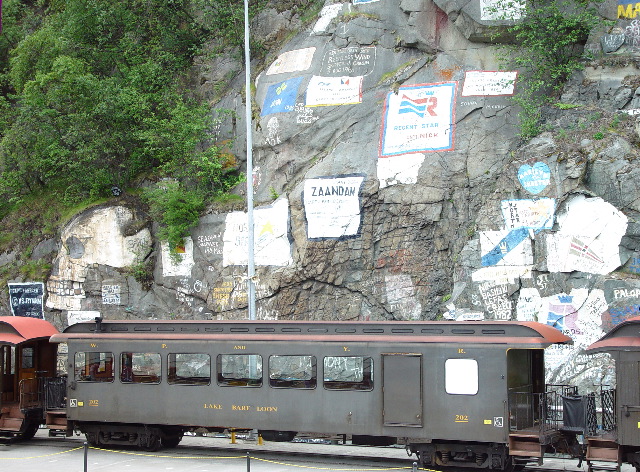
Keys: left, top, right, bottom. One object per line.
{"left": 377, "top": 153, "right": 426, "bottom": 188}
{"left": 546, "top": 195, "right": 627, "bottom": 274}
{"left": 223, "top": 198, "right": 292, "bottom": 267}
{"left": 161, "top": 237, "right": 195, "bottom": 277}
{"left": 303, "top": 175, "right": 364, "bottom": 239}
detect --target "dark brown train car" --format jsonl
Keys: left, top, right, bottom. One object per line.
{"left": 0, "top": 316, "right": 62, "bottom": 440}
{"left": 52, "top": 319, "right": 571, "bottom": 469}
{"left": 586, "top": 316, "right": 640, "bottom": 472}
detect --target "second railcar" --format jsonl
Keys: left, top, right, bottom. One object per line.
{"left": 51, "top": 319, "right": 571, "bottom": 469}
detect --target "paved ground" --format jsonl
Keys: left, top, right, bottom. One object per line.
{"left": 0, "top": 429, "right": 634, "bottom": 472}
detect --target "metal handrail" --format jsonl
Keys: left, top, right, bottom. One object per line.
{"left": 18, "top": 377, "right": 39, "bottom": 410}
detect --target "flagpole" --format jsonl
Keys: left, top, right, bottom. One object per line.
{"left": 243, "top": 0, "right": 256, "bottom": 321}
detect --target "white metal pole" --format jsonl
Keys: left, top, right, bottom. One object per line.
{"left": 243, "top": 0, "right": 256, "bottom": 321}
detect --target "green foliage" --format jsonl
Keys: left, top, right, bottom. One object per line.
{"left": 494, "top": 0, "right": 605, "bottom": 139}
{"left": 593, "top": 131, "right": 605, "bottom": 140}
{"left": 554, "top": 102, "right": 581, "bottom": 110}
{"left": 193, "top": 0, "right": 268, "bottom": 53}
{"left": 143, "top": 181, "right": 205, "bottom": 252}
{"left": 0, "top": 0, "right": 274, "bottom": 262}
{"left": 126, "top": 256, "right": 154, "bottom": 291}
{"left": 0, "top": 0, "right": 252, "bottom": 221}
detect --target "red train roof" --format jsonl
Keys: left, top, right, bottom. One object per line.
{"left": 0, "top": 316, "right": 59, "bottom": 346}
{"left": 51, "top": 319, "right": 571, "bottom": 347}
{"left": 586, "top": 316, "right": 640, "bottom": 353}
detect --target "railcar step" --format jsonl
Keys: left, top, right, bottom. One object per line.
{"left": 0, "top": 418, "right": 24, "bottom": 431}
{"left": 508, "top": 433, "right": 543, "bottom": 457}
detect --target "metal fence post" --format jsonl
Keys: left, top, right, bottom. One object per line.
{"left": 84, "top": 441, "right": 88, "bottom": 472}
{"left": 246, "top": 451, "right": 250, "bottom": 472}
{"left": 413, "top": 461, "right": 418, "bottom": 472}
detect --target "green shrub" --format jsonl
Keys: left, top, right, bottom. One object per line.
{"left": 143, "top": 181, "right": 205, "bottom": 252}
{"left": 494, "top": 0, "right": 606, "bottom": 139}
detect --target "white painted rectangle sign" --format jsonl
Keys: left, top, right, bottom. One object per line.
{"left": 223, "top": 198, "right": 292, "bottom": 267}
{"left": 379, "top": 82, "right": 457, "bottom": 157}
{"left": 480, "top": 0, "right": 525, "bottom": 20}
{"left": 266, "top": 47, "right": 316, "bottom": 75}
{"left": 306, "top": 76, "right": 363, "bottom": 107}
{"left": 303, "top": 175, "right": 365, "bottom": 239}
{"left": 462, "top": 71, "right": 517, "bottom": 96}
{"left": 501, "top": 198, "right": 555, "bottom": 230}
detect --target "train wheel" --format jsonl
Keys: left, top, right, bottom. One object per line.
{"left": 19, "top": 422, "right": 39, "bottom": 441}
{"left": 141, "top": 433, "right": 161, "bottom": 452}
{"left": 162, "top": 431, "right": 183, "bottom": 448}
{"left": 85, "top": 432, "right": 100, "bottom": 447}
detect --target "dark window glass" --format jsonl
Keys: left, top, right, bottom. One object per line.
{"left": 21, "top": 347, "right": 34, "bottom": 369}
{"left": 217, "top": 354, "right": 262, "bottom": 387}
{"left": 120, "top": 352, "right": 161, "bottom": 384}
{"left": 323, "top": 356, "right": 373, "bottom": 391}
{"left": 269, "top": 355, "right": 317, "bottom": 389}
{"left": 74, "top": 352, "right": 114, "bottom": 382}
{"left": 168, "top": 353, "right": 211, "bottom": 385}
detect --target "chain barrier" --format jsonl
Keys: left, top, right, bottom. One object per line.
{"left": 0, "top": 442, "right": 439, "bottom": 471}
{"left": 0, "top": 444, "right": 84, "bottom": 460}
{"left": 88, "top": 445, "right": 246, "bottom": 460}
{"left": 251, "top": 455, "right": 417, "bottom": 470}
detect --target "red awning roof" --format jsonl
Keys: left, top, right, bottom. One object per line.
{"left": 587, "top": 336, "right": 640, "bottom": 353}
{"left": 0, "top": 316, "right": 59, "bottom": 346}
{"left": 586, "top": 316, "right": 640, "bottom": 353}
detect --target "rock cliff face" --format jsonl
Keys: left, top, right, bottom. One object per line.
{"left": 7, "top": 0, "right": 640, "bottom": 386}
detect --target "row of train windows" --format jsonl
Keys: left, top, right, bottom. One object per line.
{"left": 74, "top": 352, "right": 374, "bottom": 391}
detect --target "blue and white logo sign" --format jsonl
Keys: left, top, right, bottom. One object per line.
{"left": 261, "top": 77, "right": 304, "bottom": 116}
{"left": 379, "top": 82, "right": 457, "bottom": 157}
{"left": 518, "top": 162, "right": 551, "bottom": 194}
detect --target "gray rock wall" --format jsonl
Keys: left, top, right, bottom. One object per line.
{"left": 7, "top": 0, "right": 640, "bottom": 388}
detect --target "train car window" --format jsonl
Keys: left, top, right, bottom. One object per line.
{"left": 217, "top": 354, "right": 262, "bottom": 387}
{"left": 168, "top": 353, "right": 211, "bottom": 385}
{"left": 120, "top": 352, "right": 161, "bottom": 384}
{"left": 21, "top": 347, "right": 34, "bottom": 369}
{"left": 269, "top": 355, "right": 317, "bottom": 389}
{"left": 445, "top": 358, "right": 478, "bottom": 395}
{"left": 74, "top": 352, "right": 114, "bottom": 382}
{"left": 323, "top": 356, "right": 373, "bottom": 391}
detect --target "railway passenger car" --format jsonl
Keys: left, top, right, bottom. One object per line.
{"left": 0, "top": 316, "right": 65, "bottom": 440}
{"left": 585, "top": 316, "right": 640, "bottom": 472}
{"left": 52, "top": 318, "right": 572, "bottom": 469}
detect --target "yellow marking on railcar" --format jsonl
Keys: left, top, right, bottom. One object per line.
{"left": 256, "top": 406, "right": 278, "bottom": 412}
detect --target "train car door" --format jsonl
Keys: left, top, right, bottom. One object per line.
{"left": 617, "top": 352, "right": 640, "bottom": 446}
{"left": 1, "top": 345, "right": 15, "bottom": 403}
{"left": 382, "top": 353, "right": 423, "bottom": 427}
